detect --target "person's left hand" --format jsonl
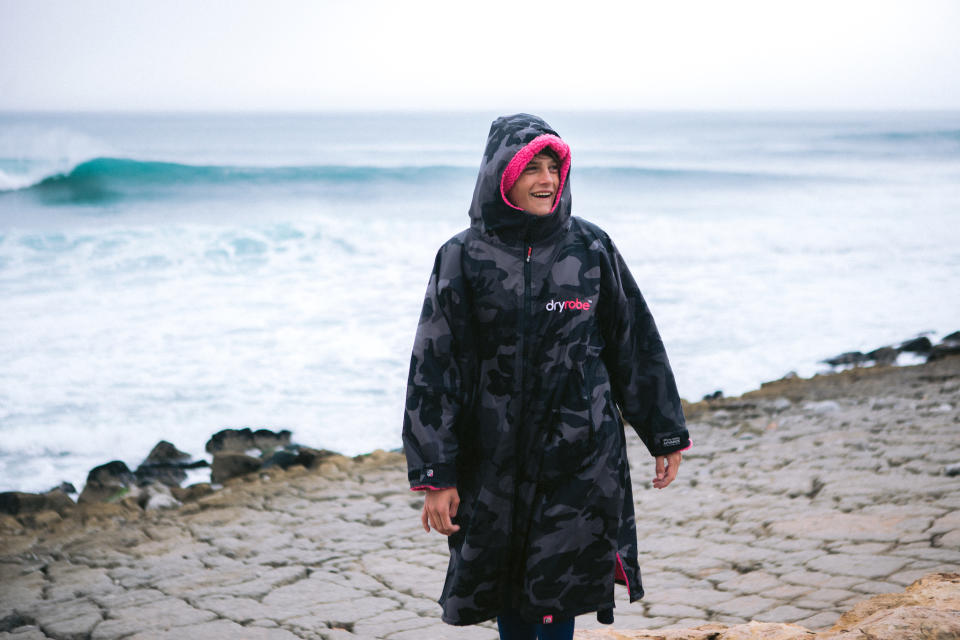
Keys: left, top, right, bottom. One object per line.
{"left": 652, "top": 450, "right": 682, "bottom": 489}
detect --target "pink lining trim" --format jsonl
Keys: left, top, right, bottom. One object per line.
{"left": 499, "top": 134, "right": 571, "bottom": 214}
{"left": 615, "top": 552, "right": 631, "bottom": 598}
{"left": 681, "top": 438, "right": 692, "bottom": 452}
{"left": 410, "top": 485, "right": 454, "bottom": 491}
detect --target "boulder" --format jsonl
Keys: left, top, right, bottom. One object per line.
{"left": 49, "top": 481, "right": 77, "bottom": 494}
{"left": 0, "top": 490, "right": 75, "bottom": 526}
{"left": 898, "top": 336, "right": 932, "bottom": 354}
{"left": 263, "top": 445, "right": 336, "bottom": 471}
{"left": 205, "top": 428, "right": 292, "bottom": 455}
{"left": 942, "top": 330, "right": 960, "bottom": 342}
{"left": 135, "top": 440, "right": 208, "bottom": 487}
{"left": 822, "top": 351, "right": 867, "bottom": 366}
{"left": 865, "top": 346, "right": 898, "bottom": 365}
{"left": 78, "top": 460, "right": 139, "bottom": 504}
{"left": 928, "top": 341, "right": 960, "bottom": 362}
{"left": 211, "top": 452, "right": 263, "bottom": 484}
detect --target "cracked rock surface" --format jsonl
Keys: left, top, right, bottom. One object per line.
{"left": 2, "top": 357, "right": 959, "bottom": 639}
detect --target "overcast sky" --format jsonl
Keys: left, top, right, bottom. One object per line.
{"left": 1, "top": 0, "right": 958, "bottom": 111}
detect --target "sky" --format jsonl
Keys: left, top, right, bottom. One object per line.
{"left": 1, "top": 0, "right": 959, "bottom": 111}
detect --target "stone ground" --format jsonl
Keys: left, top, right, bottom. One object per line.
{"left": 1, "top": 356, "right": 959, "bottom": 640}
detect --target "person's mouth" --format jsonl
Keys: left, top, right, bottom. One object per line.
{"left": 532, "top": 191, "right": 554, "bottom": 200}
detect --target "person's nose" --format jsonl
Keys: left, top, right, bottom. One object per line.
{"left": 535, "top": 167, "right": 553, "bottom": 184}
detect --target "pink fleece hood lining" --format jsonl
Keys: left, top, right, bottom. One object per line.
{"left": 500, "top": 134, "right": 571, "bottom": 214}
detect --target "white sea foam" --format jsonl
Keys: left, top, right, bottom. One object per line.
{"left": 1, "top": 111, "right": 958, "bottom": 493}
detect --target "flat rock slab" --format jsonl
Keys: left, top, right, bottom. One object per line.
{"left": 2, "top": 357, "right": 960, "bottom": 639}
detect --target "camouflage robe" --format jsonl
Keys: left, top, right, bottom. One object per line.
{"left": 402, "top": 114, "right": 690, "bottom": 626}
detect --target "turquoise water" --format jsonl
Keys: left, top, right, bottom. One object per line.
{"left": 1, "top": 111, "right": 959, "bottom": 492}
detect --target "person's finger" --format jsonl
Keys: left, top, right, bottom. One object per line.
{"left": 438, "top": 505, "right": 457, "bottom": 535}
{"left": 655, "top": 455, "right": 665, "bottom": 480}
{"left": 450, "top": 494, "right": 460, "bottom": 518}
{"left": 421, "top": 503, "right": 430, "bottom": 532}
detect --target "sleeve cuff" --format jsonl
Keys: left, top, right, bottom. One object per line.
{"left": 650, "top": 430, "right": 691, "bottom": 456}
{"left": 408, "top": 462, "right": 457, "bottom": 489}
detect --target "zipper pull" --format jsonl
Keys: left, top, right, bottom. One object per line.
{"left": 526, "top": 246, "right": 532, "bottom": 263}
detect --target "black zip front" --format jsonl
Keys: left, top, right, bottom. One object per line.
{"left": 508, "top": 240, "right": 535, "bottom": 604}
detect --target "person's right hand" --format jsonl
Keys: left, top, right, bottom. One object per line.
{"left": 421, "top": 487, "right": 461, "bottom": 536}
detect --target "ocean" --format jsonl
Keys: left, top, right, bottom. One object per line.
{"left": 1, "top": 110, "right": 958, "bottom": 493}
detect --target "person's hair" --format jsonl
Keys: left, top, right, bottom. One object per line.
{"left": 536, "top": 147, "right": 561, "bottom": 163}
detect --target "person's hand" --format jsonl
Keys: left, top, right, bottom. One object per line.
{"left": 652, "top": 450, "right": 682, "bottom": 489}
{"left": 421, "top": 487, "right": 461, "bottom": 536}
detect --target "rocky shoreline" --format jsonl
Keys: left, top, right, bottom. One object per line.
{"left": 2, "top": 355, "right": 959, "bottom": 639}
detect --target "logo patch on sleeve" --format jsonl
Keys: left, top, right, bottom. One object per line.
{"left": 542, "top": 615, "right": 553, "bottom": 624}
{"left": 662, "top": 436, "right": 682, "bottom": 447}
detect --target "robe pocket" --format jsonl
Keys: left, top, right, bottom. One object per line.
{"left": 538, "top": 368, "right": 599, "bottom": 485}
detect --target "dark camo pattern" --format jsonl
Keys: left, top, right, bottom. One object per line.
{"left": 402, "top": 114, "right": 689, "bottom": 626}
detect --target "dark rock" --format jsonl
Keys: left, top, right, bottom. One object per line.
{"left": 143, "top": 440, "right": 191, "bottom": 464}
{"left": 945, "top": 463, "right": 960, "bottom": 477}
{"left": 263, "top": 445, "right": 337, "bottom": 471}
{"left": 702, "top": 390, "right": 723, "bottom": 401}
{"left": 206, "top": 428, "right": 255, "bottom": 454}
{"left": 78, "top": 460, "right": 138, "bottom": 504}
{"left": 899, "top": 336, "right": 933, "bottom": 354}
{"left": 0, "top": 492, "right": 46, "bottom": 515}
{"left": 866, "top": 346, "right": 898, "bottom": 365}
{"left": 0, "top": 490, "right": 76, "bottom": 516}
{"left": 211, "top": 452, "right": 262, "bottom": 483}
{"left": 253, "top": 428, "right": 292, "bottom": 454}
{"left": 943, "top": 330, "right": 960, "bottom": 342}
{"left": 929, "top": 342, "right": 960, "bottom": 362}
{"left": 135, "top": 440, "right": 206, "bottom": 487}
{"left": 292, "top": 446, "right": 337, "bottom": 469}
{"left": 50, "top": 481, "right": 77, "bottom": 495}
{"left": 822, "top": 351, "right": 868, "bottom": 366}
{"left": 205, "top": 427, "right": 292, "bottom": 455}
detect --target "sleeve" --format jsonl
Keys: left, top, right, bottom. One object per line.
{"left": 599, "top": 238, "right": 690, "bottom": 457}
{"left": 402, "top": 241, "right": 471, "bottom": 490}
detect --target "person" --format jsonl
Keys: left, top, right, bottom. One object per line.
{"left": 402, "top": 114, "right": 690, "bottom": 640}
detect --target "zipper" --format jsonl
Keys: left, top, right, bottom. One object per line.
{"left": 510, "top": 241, "right": 534, "bottom": 594}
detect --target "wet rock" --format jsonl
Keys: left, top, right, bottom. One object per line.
{"left": 135, "top": 440, "right": 207, "bottom": 487}
{"left": 898, "top": 336, "right": 932, "bottom": 354}
{"left": 945, "top": 463, "right": 960, "bottom": 477}
{"left": 822, "top": 351, "right": 867, "bottom": 367}
{"left": 928, "top": 341, "right": 960, "bottom": 362}
{"left": 263, "top": 445, "right": 336, "bottom": 471}
{"left": 865, "top": 346, "right": 898, "bottom": 365}
{"left": 205, "top": 428, "right": 292, "bottom": 455}
{"left": 78, "top": 461, "right": 138, "bottom": 504}
{"left": 211, "top": 452, "right": 262, "bottom": 484}
{"left": 0, "top": 489, "right": 75, "bottom": 517}
{"left": 50, "top": 481, "right": 77, "bottom": 494}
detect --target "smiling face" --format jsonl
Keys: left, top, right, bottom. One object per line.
{"left": 506, "top": 152, "right": 560, "bottom": 216}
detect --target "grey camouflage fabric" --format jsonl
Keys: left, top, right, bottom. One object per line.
{"left": 402, "top": 114, "right": 690, "bottom": 626}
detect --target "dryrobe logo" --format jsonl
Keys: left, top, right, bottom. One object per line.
{"left": 545, "top": 298, "right": 592, "bottom": 313}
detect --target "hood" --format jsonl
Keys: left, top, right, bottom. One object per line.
{"left": 468, "top": 114, "right": 572, "bottom": 245}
